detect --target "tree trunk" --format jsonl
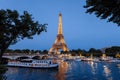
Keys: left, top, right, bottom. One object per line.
{"left": 0, "top": 39, "right": 13, "bottom": 64}
{"left": 0, "top": 45, "right": 9, "bottom": 64}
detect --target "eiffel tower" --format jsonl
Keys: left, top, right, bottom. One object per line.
{"left": 49, "top": 13, "right": 69, "bottom": 54}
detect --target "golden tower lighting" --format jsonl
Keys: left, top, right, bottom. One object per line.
{"left": 49, "top": 13, "right": 69, "bottom": 54}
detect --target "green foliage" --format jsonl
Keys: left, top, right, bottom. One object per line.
{"left": 42, "top": 50, "right": 48, "bottom": 54}
{"left": 5, "top": 46, "right": 120, "bottom": 57}
{"left": 84, "top": 0, "right": 120, "bottom": 26}
{"left": 105, "top": 46, "right": 120, "bottom": 53}
{"left": 5, "top": 49, "right": 44, "bottom": 55}
{"left": 104, "top": 46, "right": 120, "bottom": 57}
{"left": 88, "top": 48, "right": 102, "bottom": 53}
{"left": 0, "top": 9, "right": 47, "bottom": 59}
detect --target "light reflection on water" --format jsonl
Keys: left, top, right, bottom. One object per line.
{"left": 55, "top": 61, "right": 69, "bottom": 80}
{"left": 5, "top": 61, "right": 120, "bottom": 80}
{"left": 103, "top": 65, "right": 111, "bottom": 77}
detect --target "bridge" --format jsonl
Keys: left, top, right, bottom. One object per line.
{"left": 2, "top": 54, "right": 50, "bottom": 60}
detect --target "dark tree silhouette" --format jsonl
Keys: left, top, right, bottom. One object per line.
{"left": 88, "top": 48, "right": 102, "bottom": 53}
{"left": 84, "top": 0, "right": 120, "bottom": 26}
{"left": 105, "top": 46, "right": 120, "bottom": 53}
{"left": 0, "top": 9, "right": 47, "bottom": 61}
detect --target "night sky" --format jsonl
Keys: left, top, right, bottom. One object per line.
{"left": 0, "top": 0, "right": 120, "bottom": 51}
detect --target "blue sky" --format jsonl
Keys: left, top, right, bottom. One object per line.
{"left": 0, "top": 0, "right": 120, "bottom": 51}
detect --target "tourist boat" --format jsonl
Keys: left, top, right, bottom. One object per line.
{"left": 107, "top": 59, "right": 120, "bottom": 62}
{"left": 100, "top": 56, "right": 120, "bottom": 62}
{"left": 100, "top": 54, "right": 112, "bottom": 61}
{"left": 81, "top": 58, "right": 93, "bottom": 61}
{"left": 74, "top": 58, "right": 81, "bottom": 61}
{"left": 7, "top": 59, "right": 59, "bottom": 69}
{"left": 92, "top": 58, "right": 100, "bottom": 62}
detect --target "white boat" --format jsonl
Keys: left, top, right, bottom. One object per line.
{"left": 107, "top": 59, "right": 120, "bottom": 62}
{"left": 81, "top": 58, "right": 93, "bottom": 61}
{"left": 7, "top": 59, "right": 59, "bottom": 69}
{"left": 74, "top": 58, "right": 81, "bottom": 61}
{"left": 93, "top": 58, "right": 100, "bottom": 62}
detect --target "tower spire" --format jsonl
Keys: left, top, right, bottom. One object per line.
{"left": 49, "top": 13, "right": 69, "bottom": 54}
{"left": 58, "top": 13, "right": 62, "bottom": 34}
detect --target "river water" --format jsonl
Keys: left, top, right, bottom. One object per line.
{"left": 5, "top": 61, "right": 120, "bottom": 80}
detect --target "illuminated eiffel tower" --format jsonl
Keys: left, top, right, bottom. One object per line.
{"left": 49, "top": 13, "right": 69, "bottom": 54}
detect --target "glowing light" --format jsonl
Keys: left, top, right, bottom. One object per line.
{"left": 103, "top": 65, "right": 111, "bottom": 77}
{"left": 49, "top": 13, "right": 69, "bottom": 54}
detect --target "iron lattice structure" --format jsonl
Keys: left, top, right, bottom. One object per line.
{"left": 49, "top": 13, "right": 69, "bottom": 54}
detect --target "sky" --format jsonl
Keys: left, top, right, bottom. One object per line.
{"left": 0, "top": 0, "right": 120, "bottom": 51}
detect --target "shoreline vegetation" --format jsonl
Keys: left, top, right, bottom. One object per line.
{"left": 4, "top": 46, "right": 120, "bottom": 58}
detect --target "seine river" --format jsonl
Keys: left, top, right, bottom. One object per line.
{"left": 5, "top": 61, "right": 120, "bottom": 80}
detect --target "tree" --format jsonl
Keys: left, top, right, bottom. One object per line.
{"left": 88, "top": 48, "right": 102, "bottom": 53}
{"left": 105, "top": 46, "right": 120, "bottom": 53}
{"left": 88, "top": 48, "right": 96, "bottom": 53}
{"left": 84, "top": 0, "right": 120, "bottom": 26}
{"left": 0, "top": 65, "right": 7, "bottom": 80}
{"left": 42, "top": 50, "right": 48, "bottom": 54}
{"left": 0, "top": 9, "right": 47, "bottom": 60}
